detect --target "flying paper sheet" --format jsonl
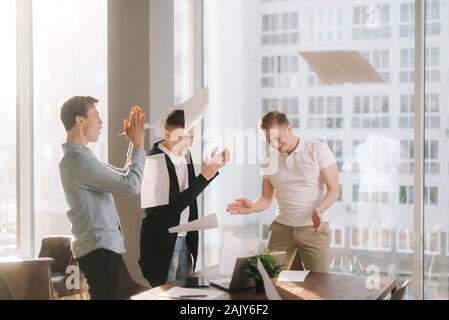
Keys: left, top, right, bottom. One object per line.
{"left": 277, "top": 270, "right": 310, "bottom": 283}
{"left": 299, "top": 50, "right": 384, "bottom": 85}
{"left": 182, "top": 87, "right": 209, "bottom": 131}
{"left": 158, "top": 287, "right": 224, "bottom": 300}
{"left": 218, "top": 233, "right": 260, "bottom": 276}
{"left": 140, "top": 154, "right": 169, "bottom": 209}
{"left": 168, "top": 213, "right": 219, "bottom": 234}
{"left": 257, "top": 258, "right": 282, "bottom": 300}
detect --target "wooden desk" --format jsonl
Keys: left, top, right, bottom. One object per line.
{"left": 132, "top": 265, "right": 397, "bottom": 300}
{"left": 0, "top": 257, "right": 55, "bottom": 300}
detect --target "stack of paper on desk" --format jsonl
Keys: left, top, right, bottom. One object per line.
{"left": 168, "top": 214, "right": 219, "bottom": 233}
{"left": 159, "top": 287, "right": 224, "bottom": 300}
{"left": 277, "top": 270, "right": 310, "bottom": 282}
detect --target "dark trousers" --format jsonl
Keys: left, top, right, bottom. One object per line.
{"left": 77, "top": 248, "right": 121, "bottom": 300}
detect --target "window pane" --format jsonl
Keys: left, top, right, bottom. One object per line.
{"left": 32, "top": 0, "right": 108, "bottom": 253}
{"left": 0, "top": 0, "right": 17, "bottom": 257}
{"left": 424, "top": 0, "right": 446, "bottom": 300}
{"left": 203, "top": 0, "right": 415, "bottom": 298}
{"left": 175, "top": 0, "right": 194, "bottom": 103}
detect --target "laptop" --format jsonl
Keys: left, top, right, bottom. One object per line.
{"left": 210, "top": 251, "right": 286, "bottom": 291}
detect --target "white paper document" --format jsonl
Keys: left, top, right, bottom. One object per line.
{"left": 277, "top": 270, "right": 310, "bottom": 283}
{"left": 140, "top": 154, "right": 169, "bottom": 208}
{"left": 182, "top": 87, "right": 209, "bottom": 131}
{"left": 299, "top": 50, "right": 384, "bottom": 85}
{"left": 257, "top": 258, "right": 282, "bottom": 300}
{"left": 218, "top": 233, "right": 260, "bottom": 276}
{"left": 168, "top": 213, "right": 219, "bottom": 234}
{"left": 159, "top": 287, "right": 224, "bottom": 300}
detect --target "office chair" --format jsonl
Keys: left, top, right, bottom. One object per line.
{"left": 0, "top": 257, "right": 55, "bottom": 299}
{"left": 38, "top": 235, "right": 89, "bottom": 299}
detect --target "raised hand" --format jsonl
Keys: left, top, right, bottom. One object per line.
{"left": 201, "top": 147, "right": 230, "bottom": 181}
{"left": 124, "top": 106, "right": 145, "bottom": 148}
{"left": 226, "top": 198, "right": 255, "bottom": 215}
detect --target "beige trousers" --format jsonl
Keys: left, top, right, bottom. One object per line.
{"left": 267, "top": 221, "right": 330, "bottom": 273}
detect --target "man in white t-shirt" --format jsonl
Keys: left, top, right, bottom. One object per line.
{"left": 226, "top": 111, "right": 340, "bottom": 272}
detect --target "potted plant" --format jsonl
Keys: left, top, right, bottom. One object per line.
{"left": 243, "top": 249, "right": 284, "bottom": 293}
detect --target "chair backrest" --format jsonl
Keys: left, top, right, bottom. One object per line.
{"left": 0, "top": 259, "right": 54, "bottom": 300}
{"left": 38, "top": 236, "right": 74, "bottom": 274}
{"left": 0, "top": 274, "right": 14, "bottom": 300}
{"left": 390, "top": 280, "right": 411, "bottom": 300}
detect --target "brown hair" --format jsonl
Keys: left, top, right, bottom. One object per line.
{"left": 258, "top": 111, "right": 290, "bottom": 130}
{"left": 164, "top": 109, "right": 185, "bottom": 130}
{"left": 60, "top": 96, "right": 98, "bottom": 131}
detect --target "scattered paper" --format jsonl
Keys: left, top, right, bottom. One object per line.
{"left": 168, "top": 214, "right": 219, "bottom": 234}
{"left": 257, "top": 258, "right": 282, "bottom": 300}
{"left": 182, "top": 87, "right": 209, "bottom": 131}
{"left": 299, "top": 50, "right": 384, "bottom": 85}
{"left": 141, "top": 154, "right": 169, "bottom": 208}
{"left": 218, "top": 233, "right": 259, "bottom": 276}
{"left": 159, "top": 287, "right": 224, "bottom": 300}
{"left": 277, "top": 270, "right": 310, "bottom": 283}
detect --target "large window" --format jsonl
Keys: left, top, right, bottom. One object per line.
{"left": 0, "top": 0, "right": 17, "bottom": 257}
{"left": 0, "top": 0, "right": 107, "bottom": 258}
{"left": 32, "top": 0, "right": 108, "bottom": 254}
{"left": 202, "top": 0, "right": 423, "bottom": 299}
{"left": 174, "top": 0, "right": 194, "bottom": 104}
{"left": 424, "top": 0, "right": 447, "bottom": 300}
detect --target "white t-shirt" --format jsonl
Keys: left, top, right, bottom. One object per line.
{"left": 158, "top": 143, "right": 190, "bottom": 237}
{"left": 262, "top": 138, "right": 337, "bottom": 227}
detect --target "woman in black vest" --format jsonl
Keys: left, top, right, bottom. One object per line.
{"left": 139, "top": 110, "right": 229, "bottom": 287}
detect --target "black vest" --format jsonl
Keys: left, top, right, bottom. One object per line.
{"left": 139, "top": 141, "right": 216, "bottom": 287}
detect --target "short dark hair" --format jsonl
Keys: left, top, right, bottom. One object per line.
{"left": 165, "top": 109, "right": 185, "bottom": 130}
{"left": 258, "top": 111, "right": 290, "bottom": 130}
{"left": 60, "top": 96, "right": 98, "bottom": 131}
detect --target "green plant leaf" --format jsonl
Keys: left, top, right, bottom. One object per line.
{"left": 243, "top": 249, "right": 285, "bottom": 281}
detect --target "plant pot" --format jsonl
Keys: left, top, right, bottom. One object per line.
{"left": 255, "top": 280, "right": 265, "bottom": 293}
